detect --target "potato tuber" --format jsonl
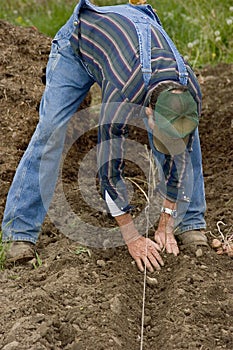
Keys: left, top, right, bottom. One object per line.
{"left": 211, "top": 238, "right": 222, "bottom": 249}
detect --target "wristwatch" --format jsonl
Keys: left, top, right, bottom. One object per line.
{"left": 161, "top": 207, "right": 177, "bottom": 218}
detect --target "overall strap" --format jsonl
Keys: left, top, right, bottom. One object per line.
{"left": 149, "top": 19, "right": 188, "bottom": 85}
{"left": 73, "top": 0, "right": 188, "bottom": 86}
{"left": 133, "top": 20, "right": 152, "bottom": 87}
{"left": 73, "top": 1, "right": 154, "bottom": 86}
{"left": 129, "top": 4, "right": 188, "bottom": 85}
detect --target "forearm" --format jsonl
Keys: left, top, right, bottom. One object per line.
{"left": 162, "top": 198, "right": 176, "bottom": 210}
{"left": 154, "top": 198, "right": 179, "bottom": 256}
{"left": 114, "top": 213, "right": 140, "bottom": 244}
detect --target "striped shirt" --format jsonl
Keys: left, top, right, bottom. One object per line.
{"left": 70, "top": 7, "right": 202, "bottom": 213}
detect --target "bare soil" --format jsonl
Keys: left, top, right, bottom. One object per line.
{"left": 0, "top": 20, "right": 233, "bottom": 350}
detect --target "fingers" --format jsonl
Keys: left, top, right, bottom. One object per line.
{"left": 166, "top": 238, "right": 179, "bottom": 256}
{"left": 135, "top": 257, "right": 145, "bottom": 273}
{"left": 147, "top": 253, "right": 162, "bottom": 272}
{"left": 135, "top": 254, "right": 161, "bottom": 273}
{"left": 165, "top": 234, "right": 179, "bottom": 256}
{"left": 165, "top": 240, "right": 179, "bottom": 256}
{"left": 154, "top": 232, "right": 163, "bottom": 249}
{"left": 135, "top": 256, "right": 154, "bottom": 273}
{"left": 154, "top": 230, "right": 179, "bottom": 256}
{"left": 128, "top": 237, "right": 164, "bottom": 273}
{"left": 129, "top": 231, "right": 179, "bottom": 273}
{"left": 148, "top": 240, "right": 164, "bottom": 264}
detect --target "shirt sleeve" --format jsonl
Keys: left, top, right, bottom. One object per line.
{"left": 105, "top": 191, "right": 125, "bottom": 216}
{"left": 97, "top": 80, "right": 135, "bottom": 215}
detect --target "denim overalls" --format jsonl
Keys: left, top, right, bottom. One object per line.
{"left": 2, "top": 0, "right": 206, "bottom": 244}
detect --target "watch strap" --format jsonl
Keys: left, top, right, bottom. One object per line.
{"left": 161, "top": 207, "right": 177, "bottom": 218}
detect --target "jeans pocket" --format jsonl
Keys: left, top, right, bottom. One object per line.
{"left": 46, "top": 35, "right": 72, "bottom": 84}
{"left": 50, "top": 36, "right": 70, "bottom": 56}
{"left": 46, "top": 42, "right": 60, "bottom": 84}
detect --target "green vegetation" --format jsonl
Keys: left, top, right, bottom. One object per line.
{"left": 0, "top": 0, "right": 78, "bottom": 37}
{"left": 0, "top": 230, "right": 7, "bottom": 269}
{"left": 32, "top": 252, "right": 43, "bottom": 269}
{"left": 1, "top": 0, "right": 232, "bottom": 67}
{"left": 74, "top": 246, "right": 91, "bottom": 257}
{"left": 154, "top": 0, "right": 233, "bottom": 67}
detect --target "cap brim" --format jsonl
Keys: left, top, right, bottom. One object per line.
{"left": 153, "top": 124, "right": 190, "bottom": 155}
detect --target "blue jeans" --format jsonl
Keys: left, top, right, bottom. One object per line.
{"left": 145, "top": 120, "right": 206, "bottom": 234}
{"left": 2, "top": 14, "right": 94, "bottom": 243}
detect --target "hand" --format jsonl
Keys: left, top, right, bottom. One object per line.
{"left": 127, "top": 236, "right": 164, "bottom": 273}
{"left": 154, "top": 213, "right": 179, "bottom": 256}
{"left": 115, "top": 212, "right": 164, "bottom": 272}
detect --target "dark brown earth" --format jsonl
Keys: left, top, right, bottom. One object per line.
{"left": 0, "top": 20, "right": 233, "bottom": 350}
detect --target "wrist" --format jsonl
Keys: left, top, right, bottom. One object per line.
{"left": 124, "top": 233, "right": 141, "bottom": 245}
{"left": 115, "top": 213, "right": 140, "bottom": 244}
{"left": 162, "top": 198, "right": 177, "bottom": 210}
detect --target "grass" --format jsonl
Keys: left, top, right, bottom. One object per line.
{"left": 0, "top": 230, "right": 7, "bottom": 270}
{"left": 0, "top": 0, "right": 78, "bottom": 37}
{"left": 0, "top": 0, "right": 233, "bottom": 67}
{"left": 155, "top": 0, "right": 233, "bottom": 67}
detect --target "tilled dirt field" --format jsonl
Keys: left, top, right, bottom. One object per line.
{"left": 0, "top": 20, "right": 233, "bottom": 350}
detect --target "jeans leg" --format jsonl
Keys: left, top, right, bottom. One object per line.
{"left": 175, "top": 128, "right": 206, "bottom": 234}
{"left": 144, "top": 119, "right": 206, "bottom": 234}
{"left": 2, "top": 40, "right": 94, "bottom": 243}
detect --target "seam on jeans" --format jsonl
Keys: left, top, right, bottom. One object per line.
{"left": 11, "top": 129, "right": 40, "bottom": 233}
{"left": 46, "top": 51, "right": 61, "bottom": 85}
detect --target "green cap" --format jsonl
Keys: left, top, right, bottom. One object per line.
{"left": 153, "top": 88, "right": 199, "bottom": 155}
